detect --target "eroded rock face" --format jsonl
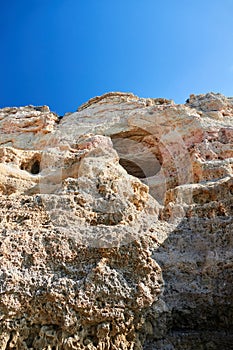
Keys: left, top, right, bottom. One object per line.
{"left": 0, "top": 92, "right": 232, "bottom": 349}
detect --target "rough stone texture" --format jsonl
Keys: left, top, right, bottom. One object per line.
{"left": 0, "top": 92, "right": 232, "bottom": 349}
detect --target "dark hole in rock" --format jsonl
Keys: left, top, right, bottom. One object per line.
{"left": 119, "top": 157, "right": 161, "bottom": 179}
{"left": 119, "top": 158, "right": 147, "bottom": 178}
{"left": 111, "top": 134, "right": 162, "bottom": 180}
{"left": 31, "top": 160, "right": 40, "bottom": 174}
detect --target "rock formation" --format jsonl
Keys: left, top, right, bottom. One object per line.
{"left": 0, "top": 92, "right": 232, "bottom": 349}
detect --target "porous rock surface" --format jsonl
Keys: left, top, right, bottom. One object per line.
{"left": 0, "top": 92, "right": 232, "bottom": 349}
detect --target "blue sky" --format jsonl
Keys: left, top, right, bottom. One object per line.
{"left": 1, "top": 0, "right": 233, "bottom": 115}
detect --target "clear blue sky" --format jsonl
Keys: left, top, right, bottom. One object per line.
{"left": 1, "top": 0, "right": 233, "bottom": 115}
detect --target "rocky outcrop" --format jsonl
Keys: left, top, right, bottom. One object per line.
{"left": 0, "top": 92, "right": 232, "bottom": 349}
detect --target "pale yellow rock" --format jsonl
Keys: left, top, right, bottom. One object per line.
{"left": 0, "top": 92, "right": 232, "bottom": 349}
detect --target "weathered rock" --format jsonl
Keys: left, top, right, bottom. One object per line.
{"left": 0, "top": 92, "right": 232, "bottom": 349}
{"left": 0, "top": 105, "right": 58, "bottom": 149}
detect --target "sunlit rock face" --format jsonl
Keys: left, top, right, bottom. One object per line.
{"left": 0, "top": 92, "right": 232, "bottom": 349}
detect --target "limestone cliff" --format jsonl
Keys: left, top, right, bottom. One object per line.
{"left": 0, "top": 92, "right": 232, "bottom": 349}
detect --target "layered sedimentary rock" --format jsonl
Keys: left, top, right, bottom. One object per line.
{"left": 0, "top": 92, "right": 232, "bottom": 349}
